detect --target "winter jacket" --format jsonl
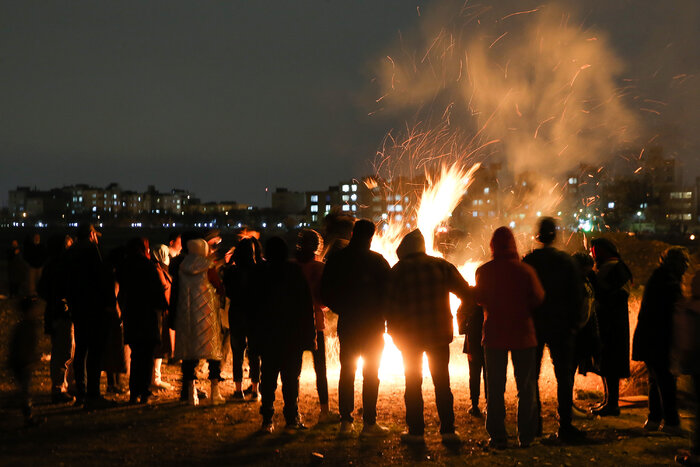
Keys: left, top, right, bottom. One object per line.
{"left": 320, "top": 240, "right": 391, "bottom": 338}
{"left": 64, "top": 239, "right": 116, "bottom": 321}
{"left": 474, "top": 227, "right": 544, "bottom": 350}
{"left": 38, "top": 253, "right": 70, "bottom": 333}
{"left": 387, "top": 230, "right": 471, "bottom": 349}
{"left": 632, "top": 265, "right": 684, "bottom": 368}
{"left": 174, "top": 240, "right": 224, "bottom": 361}
{"left": 223, "top": 262, "right": 263, "bottom": 351}
{"left": 523, "top": 246, "right": 585, "bottom": 342}
{"left": 298, "top": 259, "right": 326, "bottom": 331}
{"left": 594, "top": 258, "right": 632, "bottom": 378}
{"left": 117, "top": 254, "right": 168, "bottom": 346}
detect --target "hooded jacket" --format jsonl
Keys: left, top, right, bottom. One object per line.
{"left": 387, "top": 230, "right": 471, "bottom": 348}
{"left": 474, "top": 227, "right": 544, "bottom": 350}
{"left": 174, "top": 239, "right": 223, "bottom": 360}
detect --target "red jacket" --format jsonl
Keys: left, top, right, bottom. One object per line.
{"left": 475, "top": 227, "right": 544, "bottom": 350}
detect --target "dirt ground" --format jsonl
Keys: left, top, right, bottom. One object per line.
{"left": 0, "top": 298, "right": 693, "bottom": 467}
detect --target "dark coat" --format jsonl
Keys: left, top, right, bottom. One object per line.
{"left": 37, "top": 253, "right": 70, "bottom": 333}
{"left": 575, "top": 273, "right": 602, "bottom": 375}
{"left": 223, "top": 262, "right": 263, "bottom": 351}
{"left": 64, "top": 240, "right": 116, "bottom": 321}
{"left": 257, "top": 261, "right": 316, "bottom": 354}
{"left": 457, "top": 300, "right": 484, "bottom": 357}
{"left": 117, "top": 255, "right": 168, "bottom": 346}
{"left": 632, "top": 265, "right": 684, "bottom": 368}
{"left": 320, "top": 242, "right": 391, "bottom": 338}
{"left": 594, "top": 258, "right": 632, "bottom": 378}
{"left": 523, "top": 246, "right": 585, "bottom": 343}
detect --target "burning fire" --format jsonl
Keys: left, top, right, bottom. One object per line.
{"left": 359, "top": 162, "right": 482, "bottom": 379}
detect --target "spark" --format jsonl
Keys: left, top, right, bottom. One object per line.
{"left": 639, "top": 108, "right": 661, "bottom": 115}
{"left": 489, "top": 32, "right": 508, "bottom": 49}
{"left": 534, "top": 116, "right": 555, "bottom": 139}
{"left": 500, "top": 8, "right": 540, "bottom": 21}
{"left": 634, "top": 167, "right": 643, "bottom": 174}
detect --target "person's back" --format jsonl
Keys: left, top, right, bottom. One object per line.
{"left": 65, "top": 238, "right": 107, "bottom": 316}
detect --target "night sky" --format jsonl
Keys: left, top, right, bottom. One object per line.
{"left": 1, "top": 0, "right": 698, "bottom": 207}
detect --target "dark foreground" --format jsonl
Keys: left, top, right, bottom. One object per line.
{"left": 0, "top": 299, "right": 692, "bottom": 466}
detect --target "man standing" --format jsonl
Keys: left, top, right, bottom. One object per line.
{"left": 387, "top": 230, "right": 471, "bottom": 445}
{"left": 321, "top": 219, "right": 391, "bottom": 436}
{"left": 523, "top": 217, "right": 586, "bottom": 442}
{"left": 64, "top": 223, "right": 116, "bottom": 408}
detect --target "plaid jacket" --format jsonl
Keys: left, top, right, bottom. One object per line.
{"left": 387, "top": 252, "right": 472, "bottom": 348}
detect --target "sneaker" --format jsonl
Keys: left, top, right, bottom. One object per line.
{"left": 400, "top": 432, "right": 426, "bottom": 445}
{"left": 106, "top": 385, "right": 126, "bottom": 395}
{"left": 591, "top": 404, "right": 620, "bottom": 417}
{"left": 662, "top": 423, "right": 685, "bottom": 437}
{"left": 558, "top": 425, "right": 586, "bottom": 443}
{"left": 469, "top": 406, "right": 483, "bottom": 418}
{"left": 441, "top": 431, "right": 461, "bottom": 445}
{"left": 644, "top": 419, "right": 662, "bottom": 431}
{"left": 318, "top": 411, "right": 341, "bottom": 424}
{"left": 487, "top": 438, "right": 508, "bottom": 450}
{"left": 231, "top": 391, "right": 245, "bottom": 401}
{"left": 339, "top": 421, "right": 354, "bottom": 436}
{"left": 260, "top": 422, "right": 274, "bottom": 434}
{"left": 361, "top": 423, "right": 389, "bottom": 436}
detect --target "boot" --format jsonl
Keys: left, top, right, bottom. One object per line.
{"left": 187, "top": 381, "right": 199, "bottom": 406}
{"left": 210, "top": 380, "right": 225, "bottom": 405}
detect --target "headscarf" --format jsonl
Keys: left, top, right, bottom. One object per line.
{"left": 152, "top": 244, "right": 170, "bottom": 267}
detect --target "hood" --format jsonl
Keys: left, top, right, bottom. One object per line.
{"left": 490, "top": 226, "right": 519, "bottom": 260}
{"left": 187, "top": 238, "right": 209, "bottom": 258}
{"left": 181, "top": 254, "right": 212, "bottom": 276}
{"left": 397, "top": 229, "right": 426, "bottom": 260}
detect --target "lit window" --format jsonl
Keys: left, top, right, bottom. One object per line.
{"left": 310, "top": 205, "right": 318, "bottom": 213}
{"left": 608, "top": 202, "right": 615, "bottom": 209}
{"left": 342, "top": 184, "right": 350, "bottom": 192}
{"left": 472, "top": 211, "right": 478, "bottom": 217}
{"left": 568, "top": 177, "right": 577, "bottom": 185}
{"left": 325, "top": 204, "right": 331, "bottom": 212}
{"left": 350, "top": 194, "right": 357, "bottom": 201}
{"left": 351, "top": 205, "right": 357, "bottom": 212}
{"left": 351, "top": 184, "right": 357, "bottom": 192}
{"left": 685, "top": 192, "right": 693, "bottom": 199}
{"left": 395, "top": 195, "right": 401, "bottom": 201}
{"left": 387, "top": 205, "right": 395, "bottom": 212}
{"left": 395, "top": 214, "right": 402, "bottom": 221}
{"left": 395, "top": 205, "right": 402, "bottom": 212}
{"left": 310, "top": 195, "right": 318, "bottom": 202}
{"left": 342, "top": 195, "right": 349, "bottom": 202}
{"left": 312, "top": 214, "right": 317, "bottom": 221}
{"left": 484, "top": 187, "right": 490, "bottom": 194}
{"left": 342, "top": 205, "right": 350, "bottom": 212}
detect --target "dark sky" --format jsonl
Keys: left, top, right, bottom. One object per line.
{"left": 1, "top": 0, "right": 698, "bottom": 206}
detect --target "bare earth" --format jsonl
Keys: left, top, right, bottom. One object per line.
{"left": 0, "top": 298, "right": 691, "bottom": 467}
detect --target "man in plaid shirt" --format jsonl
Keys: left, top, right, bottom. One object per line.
{"left": 387, "top": 229, "right": 472, "bottom": 445}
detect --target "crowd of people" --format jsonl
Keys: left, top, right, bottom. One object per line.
{"left": 5, "top": 217, "right": 700, "bottom": 464}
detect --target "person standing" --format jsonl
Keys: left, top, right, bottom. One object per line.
{"left": 256, "top": 237, "right": 316, "bottom": 433}
{"left": 174, "top": 238, "right": 226, "bottom": 406}
{"left": 523, "top": 217, "right": 586, "bottom": 442}
{"left": 475, "top": 226, "right": 544, "bottom": 449}
{"left": 295, "top": 229, "right": 337, "bottom": 423}
{"left": 6, "top": 239, "right": 23, "bottom": 298}
{"left": 458, "top": 300, "right": 487, "bottom": 418}
{"left": 37, "top": 234, "right": 75, "bottom": 403}
{"left": 117, "top": 238, "right": 168, "bottom": 404}
{"left": 633, "top": 247, "right": 690, "bottom": 433}
{"left": 23, "top": 233, "right": 48, "bottom": 297}
{"left": 64, "top": 223, "right": 116, "bottom": 409}
{"left": 387, "top": 229, "right": 471, "bottom": 445}
{"left": 224, "top": 237, "right": 263, "bottom": 401}
{"left": 590, "top": 237, "right": 633, "bottom": 416}
{"left": 151, "top": 244, "right": 174, "bottom": 390}
{"left": 321, "top": 219, "right": 391, "bottom": 436}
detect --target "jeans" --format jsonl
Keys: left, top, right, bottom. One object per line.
{"left": 129, "top": 342, "right": 155, "bottom": 399}
{"left": 536, "top": 338, "right": 575, "bottom": 429}
{"left": 50, "top": 318, "right": 74, "bottom": 393}
{"left": 312, "top": 331, "right": 329, "bottom": 405}
{"left": 259, "top": 349, "right": 304, "bottom": 424}
{"left": 468, "top": 350, "right": 487, "bottom": 407}
{"left": 73, "top": 316, "right": 107, "bottom": 399}
{"left": 230, "top": 326, "right": 260, "bottom": 384}
{"left": 485, "top": 347, "right": 538, "bottom": 445}
{"left": 338, "top": 332, "right": 383, "bottom": 424}
{"left": 401, "top": 344, "right": 455, "bottom": 435}
{"left": 646, "top": 363, "right": 680, "bottom": 425}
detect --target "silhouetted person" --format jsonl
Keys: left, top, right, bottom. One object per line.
{"left": 523, "top": 217, "right": 586, "bottom": 441}
{"left": 23, "top": 233, "right": 47, "bottom": 296}
{"left": 633, "top": 247, "right": 690, "bottom": 433}
{"left": 590, "top": 237, "right": 632, "bottom": 417}
{"left": 64, "top": 223, "right": 116, "bottom": 409}
{"left": 37, "top": 234, "right": 74, "bottom": 403}
{"left": 117, "top": 238, "right": 168, "bottom": 404}
{"left": 475, "top": 227, "right": 544, "bottom": 449}
{"left": 151, "top": 244, "right": 173, "bottom": 390}
{"left": 296, "top": 229, "right": 336, "bottom": 423}
{"left": 321, "top": 219, "right": 391, "bottom": 436}
{"left": 458, "top": 301, "right": 487, "bottom": 418}
{"left": 175, "top": 238, "right": 225, "bottom": 406}
{"left": 9, "top": 296, "right": 43, "bottom": 426}
{"left": 674, "top": 272, "right": 700, "bottom": 466}
{"left": 224, "top": 237, "right": 263, "bottom": 401}
{"left": 387, "top": 229, "right": 471, "bottom": 445}
{"left": 6, "top": 239, "right": 22, "bottom": 297}
{"left": 257, "top": 237, "right": 315, "bottom": 433}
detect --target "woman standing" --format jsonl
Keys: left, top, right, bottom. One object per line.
{"left": 151, "top": 244, "right": 174, "bottom": 390}
{"left": 117, "top": 238, "right": 168, "bottom": 404}
{"left": 175, "top": 238, "right": 225, "bottom": 406}
{"left": 590, "top": 237, "right": 633, "bottom": 416}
